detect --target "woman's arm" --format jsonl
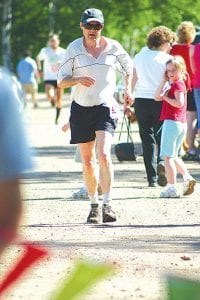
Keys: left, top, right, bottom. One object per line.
{"left": 189, "top": 45, "right": 196, "bottom": 74}
{"left": 154, "top": 80, "right": 167, "bottom": 101}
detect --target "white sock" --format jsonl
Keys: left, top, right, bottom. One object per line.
{"left": 102, "top": 192, "right": 112, "bottom": 205}
{"left": 183, "top": 173, "right": 192, "bottom": 182}
{"left": 167, "top": 184, "right": 176, "bottom": 190}
{"left": 88, "top": 194, "right": 98, "bottom": 205}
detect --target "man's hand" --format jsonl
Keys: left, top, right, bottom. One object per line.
{"left": 123, "top": 89, "right": 133, "bottom": 112}
{"left": 62, "top": 123, "right": 70, "bottom": 133}
{"left": 124, "top": 106, "right": 137, "bottom": 123}
{"left": 76, "top": 76, "right": 96, "bottom": 87}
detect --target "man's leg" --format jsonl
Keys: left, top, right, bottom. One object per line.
{"left": 96, "top": 130, "right": 113, "bottom": 194}
{"left": 79, "top": 141, "right": 100, "bottom": 223}
{"left": 96, "top": 130, "right": 116, "bottom": 222}
{"left": 31, "top": 84, "right": 38, "bottom": 108}
{"left": 55, "top": 87, "right": 64, "bottom": 124}
{"left": 45, "top": 84, "right": 55, "bottom": 105}
{"left": 0, "top": 180, "right": 22, "bottom": 256}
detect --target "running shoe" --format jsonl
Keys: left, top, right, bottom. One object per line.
{"left": 102, "top": 204, "right": 117, "bottom": 223}
{"left": 72, "top": 187, "right": 88, "bottom": 199}
{"left": 160, "top": 188, "right": 180, "bottom": 198}
{"left": 87, "top": 204, "right": 100, "bottom": 224}
{"left": 183, "top": 178, "right": 196, "bottom": 196}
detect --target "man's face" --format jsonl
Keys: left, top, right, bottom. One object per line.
{"left": 81, "top": 22, "right": 103, "bottom": 40}
{"left": 49, "top": 37, "right": 60, "bottom": 49}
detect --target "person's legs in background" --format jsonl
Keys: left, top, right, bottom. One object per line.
{"left": 55, "top": 87, "right": 64, "bottom": 124}
{"left": 183, "top": 90, "right": 198, "bottom": 161}
{"left": 152, "top": 102, "right": 167, "bottom": 187}
{"left": 45, "top": 83, "right": 56, "bottom": 106}
{"left": 31, "top": 83, "right": 38, "bottom": 108}
{"left": 135, "top": 99, "right": 166, "bottom": 186}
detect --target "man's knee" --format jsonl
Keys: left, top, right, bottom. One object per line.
{"left": 98, "top": 152, "right": 111, "bottom": 164}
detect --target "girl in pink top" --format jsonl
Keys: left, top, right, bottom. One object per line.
{"left": 155, "top": 56, "right": 196, "bottom": 198}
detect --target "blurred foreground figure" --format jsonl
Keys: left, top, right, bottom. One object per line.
{"left": 0, "top": 68, "right": 32, "bottom": 256}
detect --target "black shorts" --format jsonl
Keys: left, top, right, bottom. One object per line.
{"left": 44, "top": 80, "right": 57, "bottom": 88}
{"left": 69, "top": 101, "right": 118, "bottom": 144}
{"left": 187, "top": 90, "right": 196, "bottom": 111}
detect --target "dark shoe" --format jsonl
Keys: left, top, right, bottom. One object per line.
{"left": 182, "top": 152, "right": 199, "bottom": 161}
{"left": 148, "top": 182, "right": 157, "bottom": 187}
{"left": 157, "top": 163, "right": 167, "bottom": 187}
{"left": 87, "top": 204, "right": 99, "bottom": 224}
{"left": 102, "top": 204, "right": 116, "bottom": 223}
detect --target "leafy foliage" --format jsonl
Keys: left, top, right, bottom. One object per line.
{"left": 1, "top": 0, "right": 200, "bottom": 69}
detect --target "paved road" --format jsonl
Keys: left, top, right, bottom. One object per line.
{"left": 1, "top": 94, "right": 200, "bottom": 300}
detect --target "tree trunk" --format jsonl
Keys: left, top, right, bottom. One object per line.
{"left": 2, "top": 0, "right": 12, "bottom": 71}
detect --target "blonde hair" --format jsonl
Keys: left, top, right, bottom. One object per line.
{"left": 166, "top": 55, "right": 187, "bottom": 79}
{"left": 177, "top": 21, "right": 196, "bottom": 44}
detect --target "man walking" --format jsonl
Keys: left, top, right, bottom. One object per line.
{"left": 58, "top": 8, "right": 133, "bottom": 223}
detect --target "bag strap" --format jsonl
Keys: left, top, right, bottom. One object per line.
{"left": 118, "top": 113, "right": 134, "bottom": 144}
{"left": 118, "top": 113, "right": 126, "bottom": 142}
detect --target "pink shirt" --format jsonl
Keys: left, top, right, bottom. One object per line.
{"left": 191, "top": 44, "right": 200, "bottom": 88}
{"left": 160, "top": 80, "right": 187, "bottom": 123}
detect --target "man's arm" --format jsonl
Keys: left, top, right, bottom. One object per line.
{"left": 123, "top": 72, "right": 133, "bottom": 111}
{"left": 36, "top": 56, "right": 42, "bottom": 71}
{"left": 57, "top": 75, "right": 96, "bottom": 89}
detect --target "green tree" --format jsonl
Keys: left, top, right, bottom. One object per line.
{"left": 1, "top": 0, "right": 200, "bottom": 69}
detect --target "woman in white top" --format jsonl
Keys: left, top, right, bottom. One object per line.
{"left": 132, "top": 26, "right": 174, "bottom": 187}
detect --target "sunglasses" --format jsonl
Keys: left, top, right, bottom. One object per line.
{"left": 83, "top": 23, "right": 103, "bottom": 31}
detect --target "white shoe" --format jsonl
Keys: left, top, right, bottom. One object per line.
{"left": 183, "top": 178, "right": 196, "bottom": 196}
{"left": 160, "top": 187, "right": 180, "bottom": 198}
{"left": 72, "top": 187, "right": 88, "bottom": 199}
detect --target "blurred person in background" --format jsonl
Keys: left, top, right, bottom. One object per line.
{"left": 0, "top": 68, "right": 32, "bottom": 256}
{"left": 132, "top": 26, "right": 174, "bottom": 187}
{"left": 36, "top": 34, "right": 65, "bottom": 124}
{"left": 171, "top": 21, "right": 198, "bottom": 161}
{"left": 17, "top": 49, "right": 39, "bottom": 108}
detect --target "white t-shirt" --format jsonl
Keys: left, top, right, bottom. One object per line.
{"left": 133, "top": 47, "right": 172, "bottom": 99}
{"left": 57, "top": 37, "right": 133, "bottom": 107}
{"left": 37, "top": 46, "right": 65, "bottom": 80}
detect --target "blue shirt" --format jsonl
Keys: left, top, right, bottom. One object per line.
{"left": 0, "top": 68, "right": 32, "bottom": 180}
{"left": 17, "top": 57, "right": 37, "bottom": 84}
